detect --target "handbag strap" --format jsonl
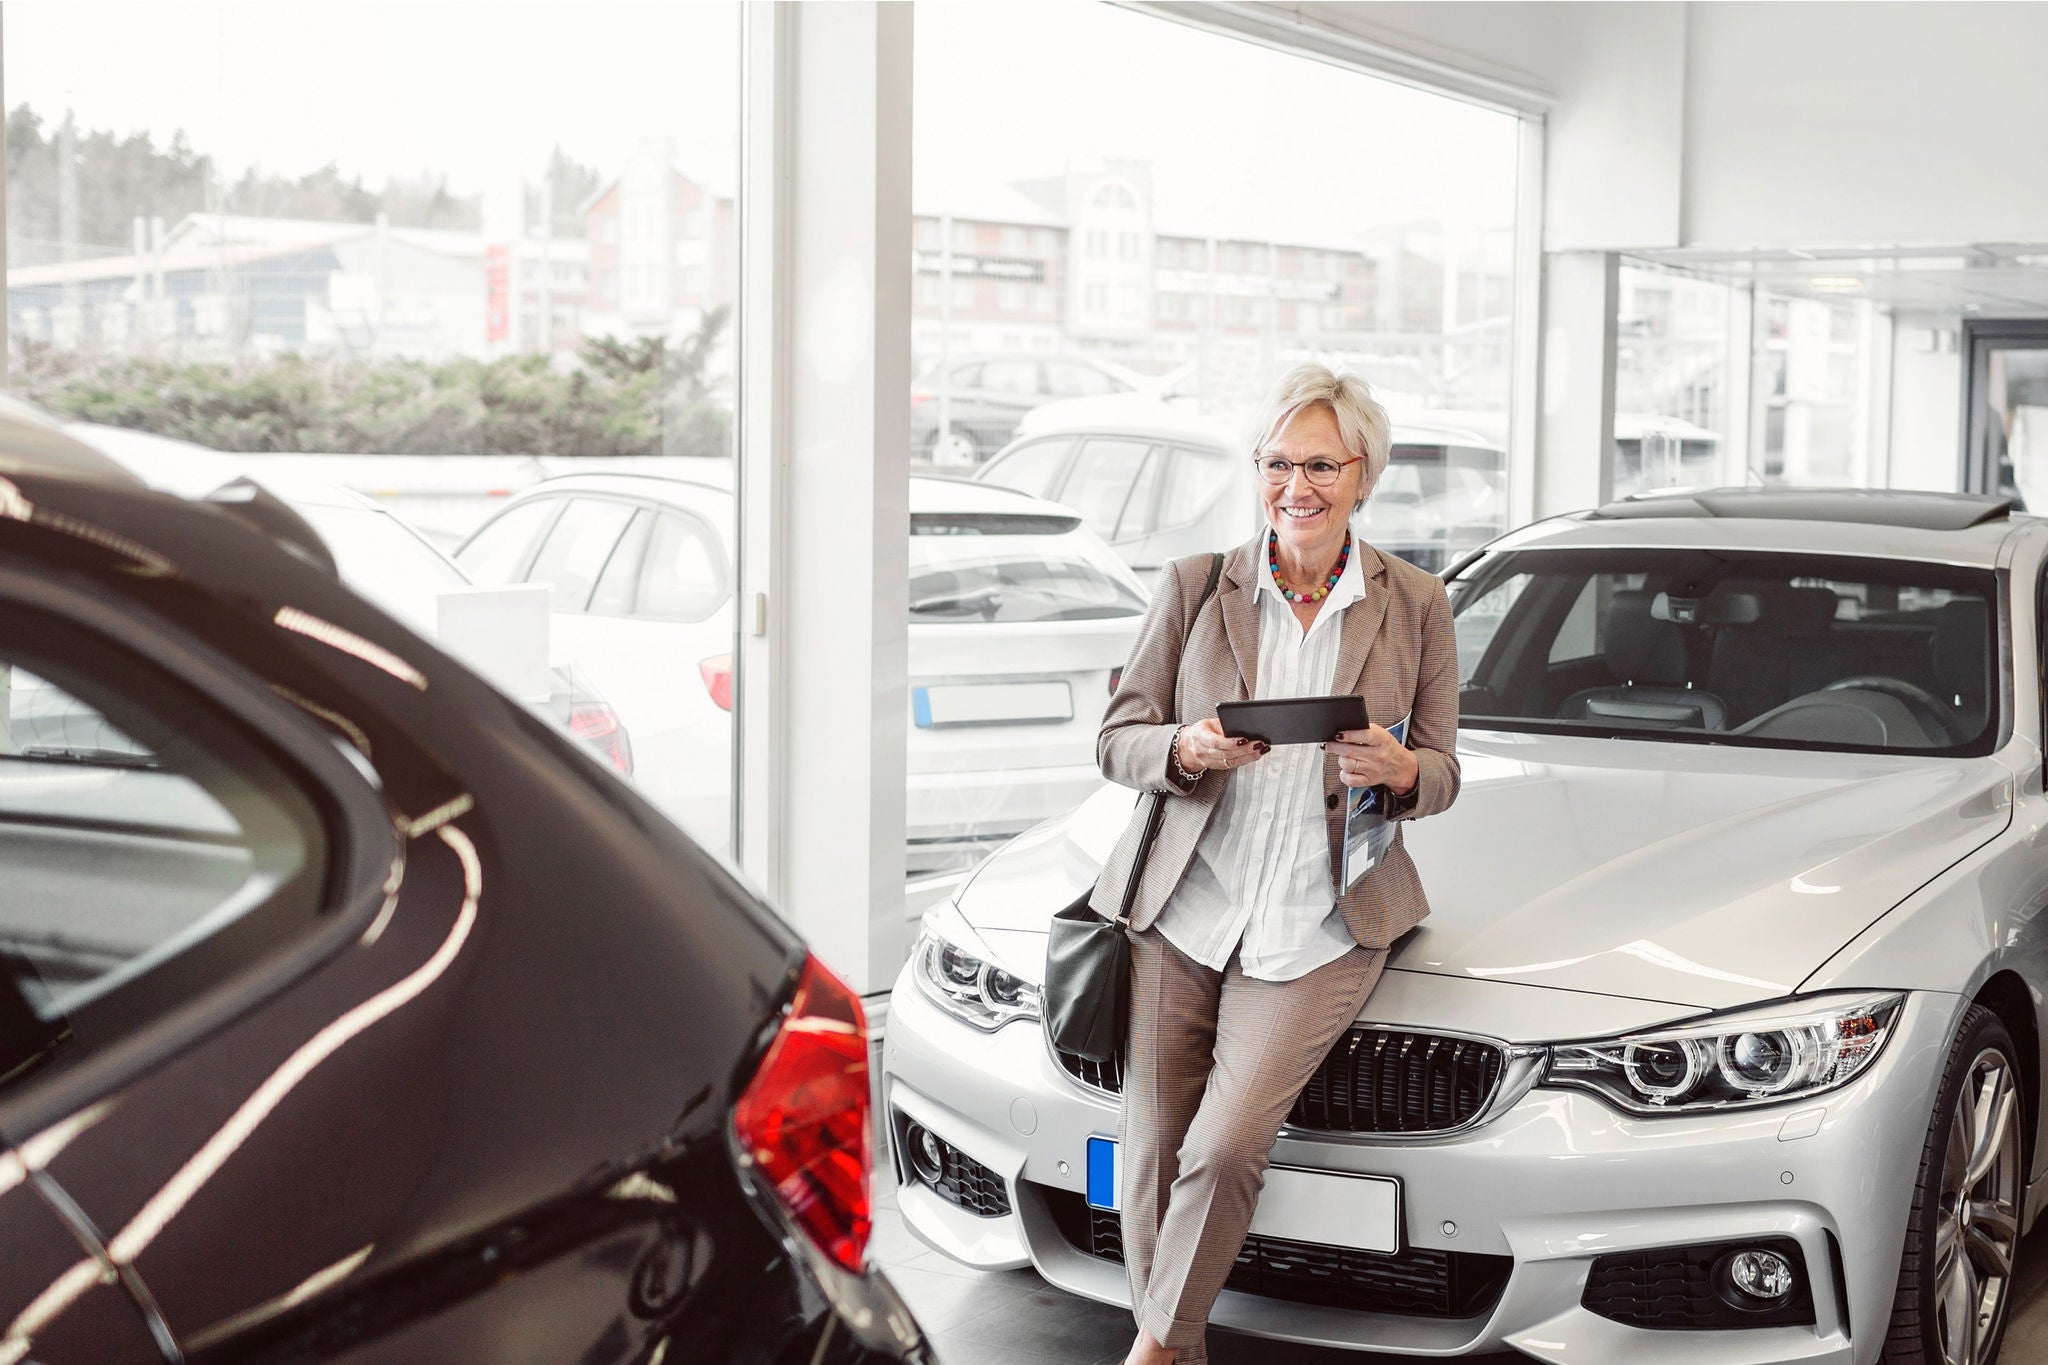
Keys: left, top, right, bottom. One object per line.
{"left": 1116, "top": 551, "right": 1223, "bottom": 925}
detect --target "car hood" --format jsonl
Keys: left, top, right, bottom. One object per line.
{"left": 953, "top": 730, "right": 2015, "bottom": 1012}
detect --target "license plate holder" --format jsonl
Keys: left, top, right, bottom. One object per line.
{"left": 1084, "top": 1135, "right": 1401, "bottom": 1253}
{"left": 913, "top": 681, "right": 1074, "bottom": 728}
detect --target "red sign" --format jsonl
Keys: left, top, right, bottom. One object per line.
{"left": 485, "top": 244, "right": 511, "bottom": 343}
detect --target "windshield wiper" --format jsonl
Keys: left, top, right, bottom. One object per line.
{"left": 14, "top": 745, "right": 159, "bottom": 769}
{"left": 910, "top": 586, "right": 1005, "bottom": 619}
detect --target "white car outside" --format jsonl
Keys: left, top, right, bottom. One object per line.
{"left": 883, "top": 487, "right": 2044, "bottom": 1365}
{"left": 46, "top": 424, "right": 635, "bottom": 773}
{"left": 453, "top": 470, "right": 1149, "bottom": 877}
{"left": 987, "top": 397, "right": 1508, "bottom": 578}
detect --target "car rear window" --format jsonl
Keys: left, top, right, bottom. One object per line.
{"left": 1448, "top": 547, "right": 1999, "bottom": 755}
{"left": 908, "top": 525, "right": 1146, "bottom": 623}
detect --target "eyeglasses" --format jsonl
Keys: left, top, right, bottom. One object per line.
{"left": 1252, "top": 454, "right": 1364, "bottom": 488}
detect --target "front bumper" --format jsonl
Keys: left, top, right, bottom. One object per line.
{"left": 881, "top": 969, "right": 1966, "bottom": 1365}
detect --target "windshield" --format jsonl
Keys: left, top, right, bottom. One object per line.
{"left": 1447, "top": 548, "right": 1998, "bottom": 755}
{"left": 908, "top": 531, "right": 1146, "bottom": 623}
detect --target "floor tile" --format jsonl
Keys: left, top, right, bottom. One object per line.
{"left": 886, "top": 1262, "right": 1035, "bottom": 1334}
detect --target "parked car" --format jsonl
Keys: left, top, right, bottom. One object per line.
{"left": 883, "top": 486, "right": 2042, "bottom": 1364}
{"left": 910, "top": 352, "right": 1145, "bottom": 468}
{"left": 61, "top": 424, "right": 634, "bottom": 775}
{"left": 979, "top": 401, "right": 1509, "bottom": 578}
{"left": 0, "top": 412, "right": 925, "bottom": 1362}
{"left": 453, "top": 470, "right": 1149, "bottom": 880}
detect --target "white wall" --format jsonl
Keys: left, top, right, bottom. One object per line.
{"left": 1306, "top": 2, "right": 1687, "bottom": 251}
{"left": 1314, "top": 0, "right": 2048, "bottom": 251}
{"left": 1683, "top": 3, "right": 2048, "bottom": 247}
{"left": 1887, "top": 319, "right": 1965, "bottom": 492}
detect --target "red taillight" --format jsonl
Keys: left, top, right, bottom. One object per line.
{"left": 569, "top": 703, "right": 634, "bottom": 774}
{"left": 911, "top": 391, "right": 931, "bottom": 406}
{"left": 733, "top": 955, "right": 872, "bottom": 1274}
{"left": 1109, "top": 666, "right": 1123, "bottom": 694}
{"left": 700, "top": 654, "right": 734, "bottom": 711}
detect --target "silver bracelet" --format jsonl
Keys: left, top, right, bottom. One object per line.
{"left": 1169, "top": 724, "right": 1201, "bottom": 787}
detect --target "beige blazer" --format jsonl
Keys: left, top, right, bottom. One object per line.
{"left": 1090, "top": 534, "right": 1461, "bottom": 950}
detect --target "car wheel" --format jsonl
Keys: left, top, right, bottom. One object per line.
{"left": 925, "top": 427, "right": 980, "bottom": 469}
{"left": 1884, "top": 1004, "right": 2026, "bottom": 1364}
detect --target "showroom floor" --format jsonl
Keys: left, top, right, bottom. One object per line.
{"left": 867, "top": 1037, "right": 2048, "bottom": 1364}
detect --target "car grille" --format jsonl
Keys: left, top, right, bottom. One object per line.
{"left": 1582, "top": 1239, "right": 1816, "bottom": 1330}
{"left": 1044, "top": 1188, "right": 1511, "bottom": 1320}
{"left": 1052, "top": 1025, "right": 1507, "bottom": 1135}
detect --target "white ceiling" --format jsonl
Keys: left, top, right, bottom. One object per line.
{"left": 1626, "top": 242, "right": 2048, "bottom": 318}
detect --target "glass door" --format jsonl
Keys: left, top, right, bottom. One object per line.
{"left": 1963, "top": 320, "right": 2048, "bottom": 509}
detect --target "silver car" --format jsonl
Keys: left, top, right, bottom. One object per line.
{"left": 882, "top": 487, "right": 2040, "bottom": 1364}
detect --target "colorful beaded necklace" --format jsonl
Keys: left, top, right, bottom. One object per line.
{"left": 1268, "top": 528, "right": 1351, "bottom": 604}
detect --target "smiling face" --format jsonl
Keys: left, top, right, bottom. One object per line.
{"left": 1259, "top": 402, "right": 1369, "bottom": 567}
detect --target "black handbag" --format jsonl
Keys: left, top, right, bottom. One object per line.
{"left": 1043, "top": 552, "right": 1222, "bottom": 1063}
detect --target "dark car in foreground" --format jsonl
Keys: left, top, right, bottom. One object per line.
{"left": 0, "top": 416, "right": 925, "bottom": 1362}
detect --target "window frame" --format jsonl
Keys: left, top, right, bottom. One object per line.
{"left": 0, "top": 563, "right": 394, "bottom": 1143}
{"left": 456, "top": 494, "right": 569, "bottom": 586}
{"left": 521, "top": 494, "right": 644, "bottom": 614}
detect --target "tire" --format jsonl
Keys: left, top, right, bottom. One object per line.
{"left": 1883, "top": 1003, "right": 2027, "bottom": 1364}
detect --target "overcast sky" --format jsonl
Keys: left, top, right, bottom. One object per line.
{"left": 5, "top": 1, "right": 1517, "bottom": 239}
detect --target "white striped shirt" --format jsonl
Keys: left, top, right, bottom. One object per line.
{"left": 1154, "top": 544, "right": 1366, "bottom": 981}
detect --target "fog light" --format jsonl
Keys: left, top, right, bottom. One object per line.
{"left": 905, "top": 1122, "right": 945, "bottom": 1186}
{"left": 1727, "top": 1249, "right": 1796, "bottom": 1303}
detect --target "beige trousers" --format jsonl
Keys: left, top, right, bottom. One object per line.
{"left": 1119, "top": 926, "right": 1386, "bottom": 1357}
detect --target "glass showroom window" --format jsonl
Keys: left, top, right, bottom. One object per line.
{"left": 1755, "top": 291, "right": 1879, "bottom": 487}
{"left": 907, "top": 1, "right": 1523, "bottom": 914}
{"left": 5, "top": 3, "right": 746, "bottom": 859}
{"left": 1614, "top": 264, "right": 1735, "bottom": 499}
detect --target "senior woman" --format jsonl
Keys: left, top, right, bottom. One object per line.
{"left": 1093, "top": 363, "right": 1460, "bottom": 1365}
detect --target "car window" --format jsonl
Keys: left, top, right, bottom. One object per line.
{"left": 1452, "top": 548, "right": 1998, "bottom": 754}
{"left": 1160, "top": 445, "right": 1232, "bottom": 526}
{"left": 590, "top": 509, "right": 651, "bottom": 616}
{"left": 979, "top": 437, "right": 1073, "bottom": 499}
{"left": 946, "top": 363, "right": 983, "bottom": 389}
{"left": 636, "top": 513, "right": 727, "bottom": 621}
{"left": 979, "top": 360, "right": 1040, "bottom": 397}
{"left": 1448, "top": 571, "right": 1534, "bottom": 684}
{"left": 908, "top": 532, "right": 1146, "bottom": 623}
{"left": 526, "top": 498, "right": 637, "bottom": 613}
{"left": 1118, "top": 445, "right": 1167, "bottom": 540}
{"left": 455, "top": 498, "right": 560, "bottom": 586}
{"left": 1548, "top": 576, "right": 1602, "bottom": 663}
{"left": 1046, "top": 363, "right": 1118, "bottom": 398}
{"left": 1057, "top": 437, "right": 1155, "bottom": 541}
{"left": 0, "top": 616, "right": 327, "bottom": 1100}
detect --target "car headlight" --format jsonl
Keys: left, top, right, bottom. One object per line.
{"left": 1543, "top": 991, "right": 1904, "bottom": 1114}
{"left": 912, "top": 900, "right": 1041, "bottom": 1031}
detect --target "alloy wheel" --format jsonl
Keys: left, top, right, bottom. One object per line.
{"left": 1935, "top": 1048, "right": 2023, "bottom": 1365}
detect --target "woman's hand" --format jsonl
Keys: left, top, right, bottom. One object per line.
{"left": 1176, "top": 718, "right": 1269, "bottom": 773}
{"left": 1326, "top": 726, "right": 1420, "bottom": 793}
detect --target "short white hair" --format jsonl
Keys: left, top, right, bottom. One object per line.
{"left": 1249, "top": 363, "right": 1392, "bottom": 493}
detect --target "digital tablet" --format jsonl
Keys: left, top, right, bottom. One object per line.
{"left": 1216, "top": 694, "right": 1368, "bottom": 746}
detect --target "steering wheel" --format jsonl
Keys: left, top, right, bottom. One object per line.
{"left": 1820, "top": 675, "right": 1964, "bottom": 743}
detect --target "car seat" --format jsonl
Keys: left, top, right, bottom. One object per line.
{"left": 1704, "top": 584, "right": 1842, "bottom": 724}
{"left": 1557, "top": 589, "right": 1729, "bottom": 729}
